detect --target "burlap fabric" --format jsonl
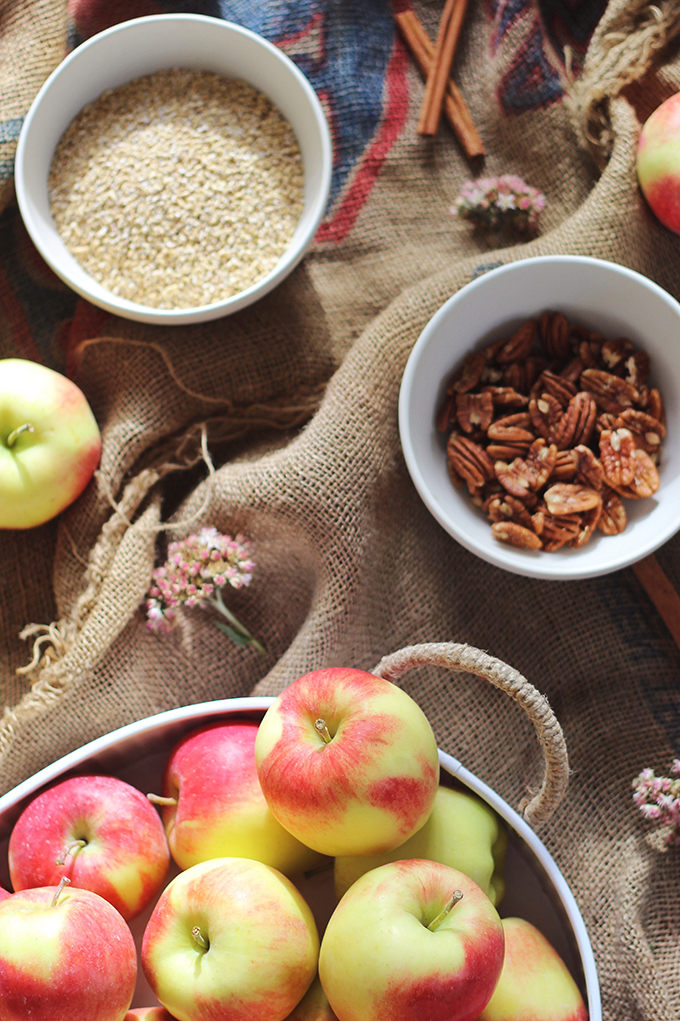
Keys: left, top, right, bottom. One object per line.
{"left": 1, "top": 0, "right": 680, "bottom": 1017}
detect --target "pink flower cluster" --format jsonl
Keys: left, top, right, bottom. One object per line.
{"left": 146, "top": 527, "right": 255, "bottom": 634}
{"left": 632, "top": 760, "right": 680, "bottom": 846}
{"left": 452, "top": 174, "right": 546, "bottom": 232}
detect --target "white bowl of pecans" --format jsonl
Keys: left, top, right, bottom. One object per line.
{"left": 399, "top": 255, "right": 680, "bottom": 580}
{"left": 14, "top": 14, "right": 332, "bottom": 325}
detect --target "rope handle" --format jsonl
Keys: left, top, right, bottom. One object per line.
{"left": 371, "top": 642, "right": 570, "bottom": 828}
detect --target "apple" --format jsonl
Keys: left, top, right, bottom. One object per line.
{"left": 318, "top": 858, "right": 505, "bottom": 1021}
{"left": 150, "top": 720, "right": 322, "bottom": 876}
{"left": 0, "top": 881, "right": 137, "bottom": 1020}
{"left": 9, "top": 774, "right": 170, "bottom": 921}
{"left": 334, "top": 784, "right": 507, "bottom": 904}
{"left": 125, "top": 1011, "right": 178, "bottom": 1020}
{"left": 636, "top": 92, "right": 680, "bottom": 234}
{"left": 254, "top": 668, "right": 440, "bottom": 856}
{"left": 141, "top": 856, "right": 320, "bottom": 1021}
{"left": 477, "top": 917, "right": 588, "bottom": 1020}
{"left": 0, "top": 357, "right": 101, "bottom": 529}
{"left": 0, "top": 885, "right": 11, "bottom": 902}
{"left": 285, "top": 974, "right": 339, "bottom": 1020}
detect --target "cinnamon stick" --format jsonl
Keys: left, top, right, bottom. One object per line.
{"left": 632, "top": 553, "right": 680, "bottom": 653}
{"left": 395, "top": 9, "right": 484, "bottom": 159}
{"left": 417, "top": 0, "right": 471, "bottom": 136}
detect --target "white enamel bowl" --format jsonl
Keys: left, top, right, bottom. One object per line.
{"left": 399, "top": 255, "right": 680, "bottom": 580}
{"left": 15, "top": 14, "right": 332, "bottom": 325}
{"left": 0, "top": 697, "right": 601, "bottom": 1017}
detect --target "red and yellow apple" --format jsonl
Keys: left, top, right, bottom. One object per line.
{"left": 318, "top": 858, "right": 505, "bottom": 1021}
{"left": 9, "top": 774, "right": 170, "bottom": 920}
{"left": 0, "top": 882, "right": 137, "bottom": 1020}
{"left": 152, "top": 720, "right": 322, "bottom": 875}
{"left": 477, "top": 917, "right": 588, "bottom": 1021}
{"left": 124, "top": 1010, "right": 178, "bottom": 1020}
{"left": 334, "top": 784, "right": 507, "bottom": 903}
{"left": 0, "top": 885, "right": 11, "bottom": 902}
{"left": 254, "top": 668, "right": 440, "bottom": 857}
{"left": 0, "top": 357, "right": 101, "bottom": 529}
{"left": 636, "top": 92, "right": 680, "bottom": 234}
{"left": 141, "top": 856, "right": 320, "bottom": 1021}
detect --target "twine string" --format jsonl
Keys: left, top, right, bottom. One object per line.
{"left": 371, "top": 642, "right": 570, "bottom": 828}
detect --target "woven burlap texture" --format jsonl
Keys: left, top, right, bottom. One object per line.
{"left": 1, "top": 1, "right": 680, "bottom": 1019}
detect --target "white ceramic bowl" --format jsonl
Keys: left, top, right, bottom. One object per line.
{"left": 15, "top": 14, "right": 332, "bottom": 325}
{"left": 0, "top": 696, "right": 601, "bottom": 1017}
{"left": 399, "top": 255, "right": 680, "bottom": 580}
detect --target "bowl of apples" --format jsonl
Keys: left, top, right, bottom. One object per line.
{"left": 0, "top": 649, "right": 600, "bottom": 1021}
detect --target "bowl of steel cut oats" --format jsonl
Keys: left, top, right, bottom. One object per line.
{"left": 15, "top": 13, "right": 332, "bottom": 325}
{"left": 399, "top": 255, "right": 680, "bottom": 581}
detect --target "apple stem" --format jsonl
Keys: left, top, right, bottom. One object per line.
{"left": 50, "top": 876, "right": 71, "bottom": 907}
{"left": 314, "top": 718, "right": 333, "bottom": 744}
{"left": 6, "top": 423, "right": 34, "bottom": 447}
{"left": 192, "top": 925, "right": 210, "bottom": 951}
{"left": 55, "top": 839, "right": 86, "bottom": 865}
{"left": 427, "top": 890, "right": 464, "bottom": 931}
{"left": 147, "top": 793, "right": 179, "bottom": 806}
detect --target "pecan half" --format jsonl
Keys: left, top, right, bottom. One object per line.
{"left": 624, "top": 350, "right": 650, "bottom": 388}
{"left": 599, "top": 428, "right": 636, "bottom": 488}
{"left": 645, "top": 387, "right": 666, "bottom": 426}
{"left": 481, "top": 386, "right": 529, "bottom": 409}
{"left": 531, "top": 507, "right": 582, "bottom": 550}
{"left": 494, "top": 459, "right": 534, "bottom": 498}
{"left": 487, "top": 412, "right": 534, "bottom": 444}
{"left": 598, "top": 487, "right": 627, "bottom": 534}
{"left": 613, "top": 448, "right": 660, "bottom": 499}
{"left": 529, "top": 394, "right": 562, "bottom": 439}
{"left": 571, "top": 501, "right": 603, "bottom": 548}
{"left": 539, "top": 371, "right": 578, "bottom": 408}
{"left": 496, "top": 320, "right": 537, "bottom": 363}
{"left": 447, "top": 435, "right": 495, "bottom": 488}
{"left": 601, "top": 338, "right": 634, "bottom": 372}
{"left": 540, "top": 311, "right": 571, "bottom": 361}
{"left": 573, "top": 445, "right": 604, "bottom": 491}
{"left": 580, "top": 368, "right": 639, "bottom": 413}
{"left": 570, "top": 392, "right": 598, "bottom": 447}
{"left": 543, "top": 483, "right": 602, "bottom": 516}
{"left": 549, "top": 449, "right": 578, "bottom": 481}
{"left": 447, "top": 351, "right": 485, "bottom": 394}
{"left": 456, "top": 391, "right": 494, "bottom": 433}
{"left": 483, "top": 493, "right": 533, "bottom": 529}
{"left": 491, "top": 521, "right": 543, "bottom": 549}
{"left": 615, "top": 408, "right": 665, "bottom": 454}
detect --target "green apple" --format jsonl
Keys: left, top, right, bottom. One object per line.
{"left": 0, "top": 882, "right": 137, "bottom": 1020}
{"left": 141, "top": 857, "right": 319, "bottom": 1021}
{"left": 319, "top": 858, "right": 504, "bottom": 1021}
{"left": 334, "top": 784, "right": 506, "bottom": 904}
{"left": 152, "top": 720, "right": 322, "bottom": 875}
{"left": 255, "top": 667, "right": 440, "bottom": 856}
{"left": 0, "top": 357, "right": 101, "bottom": 529}
{"left": 477, "top": 917, "right": 588, "bottom": 1020}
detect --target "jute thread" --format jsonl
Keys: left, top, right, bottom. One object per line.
{"left": 372, "top": 643, "right": 570, "bottom": 828}
{"left": 564, "top": 0, "right": 680, "bottom": 166}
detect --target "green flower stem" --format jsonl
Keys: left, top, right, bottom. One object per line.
{"left": 211, "top": 587, "right": 266, "bottom": 654}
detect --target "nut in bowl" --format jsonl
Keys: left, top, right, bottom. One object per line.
{"left": 398, "top": 256, "right": 680, "bottom": 580}
{"left": 14, "top": 14, "right": 332, "bottom": 325}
